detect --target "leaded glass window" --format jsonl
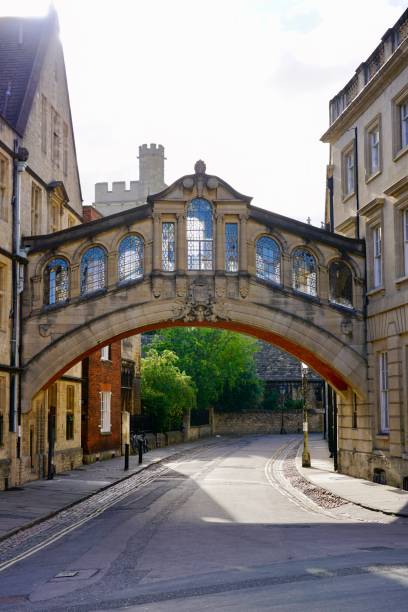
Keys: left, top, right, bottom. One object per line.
{"left": 118, "top": 235, "right": 143, "bottom": 283}
{"left": 256, "top": 236, "right": 281, "bottom": 283}
{"left": 162, "top": 222, "right": 175, "bottom": 272}
{"left": 329, "top": 260, "right": 353, "bottom": 308}
{"left": 292, "top": 249, "right": 317, "bottom": 296}
{"left": 44, "top": 257, "right": 69, "bottom": 305}
{"left": 187, "top": 198, "right": 213, "bottom": 270}
{"left": 225, "top": 223, "right": 238, "bottom": 272}
{"left": 80, "top": 247, "right": 106, "bottom": 295}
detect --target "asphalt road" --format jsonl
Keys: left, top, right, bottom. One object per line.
{"left": 0, "top": 435, "right": 408, "bottom": 611}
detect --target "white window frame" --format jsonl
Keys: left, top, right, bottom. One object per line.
{"left": 342, "top": 143, "right": 355, "bottom": 199}
{"left": 404, "top": 209, "right": 408, "bottom": 277}
{"left": 101, "top": 345, "right": 110, "bottom": 361}
{"left": 379, "top": 352, "right": 389, "bottom": 433}
{"left": 100, "top": 391, "right": 112, "bottom": 433}
{"left": 373, "top": 225, "right": 382, "bottom": 288}
{"left": 401, "top": 101, "right": 408, "bottom": 150}
{"left": 369, "top": 127, "right": 380, "bottom": 175}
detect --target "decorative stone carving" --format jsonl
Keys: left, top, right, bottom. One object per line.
{"left": 172, "top": 278, "right": 230, "bottom": 323}
{"left": 176, "top": 276, "right": 187, "bottom": 298}
{"left": 215, "top": 276, "right": 226, "bottom": 298}
{"left": 239, "top": 275, "right": 249, "bottom": 298}
{"left": 152, "top": 276, "right": 162, "bottom": 298}
{"left": 341, "top": 318, "right": 353, "bottom": 336}
{"left": 194, "top": 160, "right": 206, "bottom": 175}
{"left": 39, "top": 324, "right": 51, "bottom": 337}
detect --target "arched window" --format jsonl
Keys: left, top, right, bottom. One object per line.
{"left": 80, "top": 246, "right": 106, "bottom": 295}
{"left": 118, "top": 235, "right": 144, "bottom": 283}
{"left": 256, "top": 236, "right": 281, "bottom": 283}
{"left": 44, "top": 258, "right": 69, "bottom": 305}
{"left": 292, "top": 249, "right": 317, "bottom": 296}
{"left": 329, "top": 260, "right": 353, "bottom": 308}
{"left": 186, "top": 198, "right": 213, "bottom": 270}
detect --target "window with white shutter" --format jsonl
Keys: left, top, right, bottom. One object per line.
{"left": 100, "top": 391, "right": 111, "bottom": 433}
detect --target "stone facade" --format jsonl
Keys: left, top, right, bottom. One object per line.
{"left": 213, "top": 411, "right": 323, "bottom": 436}
{"left": 0, "top": 9, "right": 83, "bottom": 488}
{"left": 321, "top": 8, "right": 408, "bottom": 487}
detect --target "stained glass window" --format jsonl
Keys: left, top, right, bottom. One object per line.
{"left": 44, "top": 257, "right": 69, "bottom": 305}
{"left": 187, "top": 198, "right": 213, "bottom": 270}
{"left": 256, "top": 237, "right": 281, "bottom": 283}
{"left": 225, "top": 223, "right": 238, "bottom": 272}
{"left": 118, "top": 235, "right": 143, "bottom": 283}
{"left": 162, "top": 222, "right": 175, "bottom": 272}
{"left": 329, "top": 260, "right": 353, "bottom": 308}
{"left": 292, "top": 249, "right": 317, "bottom": 296}
{"left": 80, "top": 247, "right": 106, "bottom": 295}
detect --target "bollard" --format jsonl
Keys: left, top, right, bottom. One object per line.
{"left": 138, "top": 439, "right": 143, "bottom": 465}
{"left": 124, "top": 443, "right": 129, "bottom": 471}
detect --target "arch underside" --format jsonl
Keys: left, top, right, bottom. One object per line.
{"left": 21, "top": 299, "right": 367, "bottom": 412}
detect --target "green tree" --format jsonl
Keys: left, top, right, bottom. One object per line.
{"left": 141, "top": 349, "right": 196, "bottom": 432}
{"left": 151, "top": 328, "right": 262, "bottom": 411}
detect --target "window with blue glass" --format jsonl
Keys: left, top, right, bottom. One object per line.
{"left": 225, "top": 223, "right": 238, "bottom": 272}
{"left": 292, "top": 248, "right": 317, "bottom": 296}
{"left": 256, "top": 237, "right": 281, "bottom": 283}
{"left": 80, "top": 246, "right": 106, "bottom": 295}
{"left": 118, "top": 235, "right": 143, "bottom": 283}
{"left": 187, "top": 198, "right": 213, "bottom": 270}
{"left": 44, "top": 258, "right": 69, "bottom": 305}
{"left": 162, "top": 222, "right": 175, "bottom": 272}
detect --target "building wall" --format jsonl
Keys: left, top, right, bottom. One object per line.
{"left": 213, "top": 411, "right": 323, "bottom": 436}
{"left": 82, "top": 343, "right": 122, "bottom": 462}
{"left": 322, "top": 9, "right": 408, "bottom": 487}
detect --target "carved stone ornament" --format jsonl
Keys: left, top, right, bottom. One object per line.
{"left": 176, "top": 276, "right": 187, "bottom": 298}
{"left": 39, "top": 324, "right": 51, "bottom": 337}
{"left": 239, "top": 275, "right": 249, "bottom": 299}
{"left": 341, "top": 318, "right": 353, "bottom": 336}
{"left": 194, "top": 160, "right": 206, "bottom": 175}
{"left": 152, "top": 276, "right": 162, "bottom": 299}
{"left": 172, "top": 278, "right": 230, "bottom": 323}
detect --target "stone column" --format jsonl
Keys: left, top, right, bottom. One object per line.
{"left": 215, "top": 213, "right": 224, "bottom": 272}
{"left": 239, "top": 213, "right": 248, "bottom": 273}
{"left": 152, "top": 212, "right": 161, "bottom": 273}
{"left": 177, "top": 212, "right": 186, "bottom": 274}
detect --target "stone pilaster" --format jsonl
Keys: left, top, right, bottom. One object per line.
{"left": 152, "top": 213, "right": 161, "bottom": 273}
{"left": 177, "top": 212, "right": 186, "bottom": 274}
{"left": 215, "top": 213, "right": 224, "bottom": 272}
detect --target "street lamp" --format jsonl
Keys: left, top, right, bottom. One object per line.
{"left": 301, "top": 362, "right": 311, "bottom": 468}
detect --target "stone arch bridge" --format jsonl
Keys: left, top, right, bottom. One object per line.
{"left": 21, "top": 162, "right": 366, "bottom": 413}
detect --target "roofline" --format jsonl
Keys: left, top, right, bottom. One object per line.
{"left": 147, "top": 173, "right": 252, "bottom": 204}
{"left": 23, "top": 203, "right": 152, "bottom": 253}
{"left": 249, "top": 205, "right": 365, "bottom": 255}
{"left": 321, "top": 28, "right": 408, "bottom": 143}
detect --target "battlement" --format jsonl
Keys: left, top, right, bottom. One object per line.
{"left": 138, "top": 143, "right": 165, "bottom": 157}
{"left": 95, "top": 181, "right": 143, "bottom": 203}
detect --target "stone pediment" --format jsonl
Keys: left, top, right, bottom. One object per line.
{"left": 147, "top": 160, "right": 252, "bottom": 204}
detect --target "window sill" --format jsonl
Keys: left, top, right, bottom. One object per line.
{"left": 393, "top": 145, "right": 408, "bottom": 163}
{"left": 43, "top": 300, "right": 70, "bottom": 312}
{"left": 100, "top": 431, "right": 112, "bottom": 436}
{"left": 375, "top": 434, "right": 389, "bottom": 440}
{"left": 365, "top": 169, "right": 382, "bottom": 184}
{"left": 367, "top": 286, "right": 385, "bottom": 298}
{"left": 328, "top": 300, "right": 355, "bottom": 313}
{"left": 291, "top": 288, "right": 320, "bottom": 303}
{"left": 395, "top": 275, "right": 408, "bottom": 288}
{"left": 79, "top": 288, "right": 107, "bottom": 301}
{"left": 342, "top": 191, "right": 355, "bottom": 204}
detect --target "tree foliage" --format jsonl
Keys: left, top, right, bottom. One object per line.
{"left": 150, "top": 328, "right": 262, "bottom": 411}
{"left": 141, "top": 349, "right": 196, "bottom": 432}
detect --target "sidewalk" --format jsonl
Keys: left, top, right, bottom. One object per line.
{"left": 0, "top": 438, "right": 216, "bottom": 540}
{"left": 297, "top": 434, "right": 408, "bottom": 517}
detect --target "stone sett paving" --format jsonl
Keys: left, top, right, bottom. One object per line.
{"left": 283, "top": 441, "right": 346, "bottom": 509}
{"left": 0, "top": 446, "right": 204, "bottom": 568}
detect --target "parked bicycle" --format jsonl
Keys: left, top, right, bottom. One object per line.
{"left": 130, "top": 431, "right": 149, "bottom": 455}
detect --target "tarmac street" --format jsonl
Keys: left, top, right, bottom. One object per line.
{"left": 0, "top": 435, "right": 407, "bottom": 611}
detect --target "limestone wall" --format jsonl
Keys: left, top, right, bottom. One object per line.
{"left": 213, "top": 410, "right": 323, "bottom": 435}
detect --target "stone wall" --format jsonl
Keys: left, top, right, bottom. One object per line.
{"left": 213, "top": 410, "right": 323, "bottom": 435}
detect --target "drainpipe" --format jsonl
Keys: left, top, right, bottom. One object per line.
{"left": 326, "top": 164, "right": 334, "bottom": 233}
{"left": 10, "top": 144, "right": 29, "bottom": 463}
{"left": 354, "top": 127, "right": 360, "bottom": 239}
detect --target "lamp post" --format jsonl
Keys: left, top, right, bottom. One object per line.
{"left": 301, "top": 362, "right": 311, "bottom": 468}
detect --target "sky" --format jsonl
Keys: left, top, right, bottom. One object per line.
{"left": 3, "top": 0, "right": 408, "bottom": 225}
